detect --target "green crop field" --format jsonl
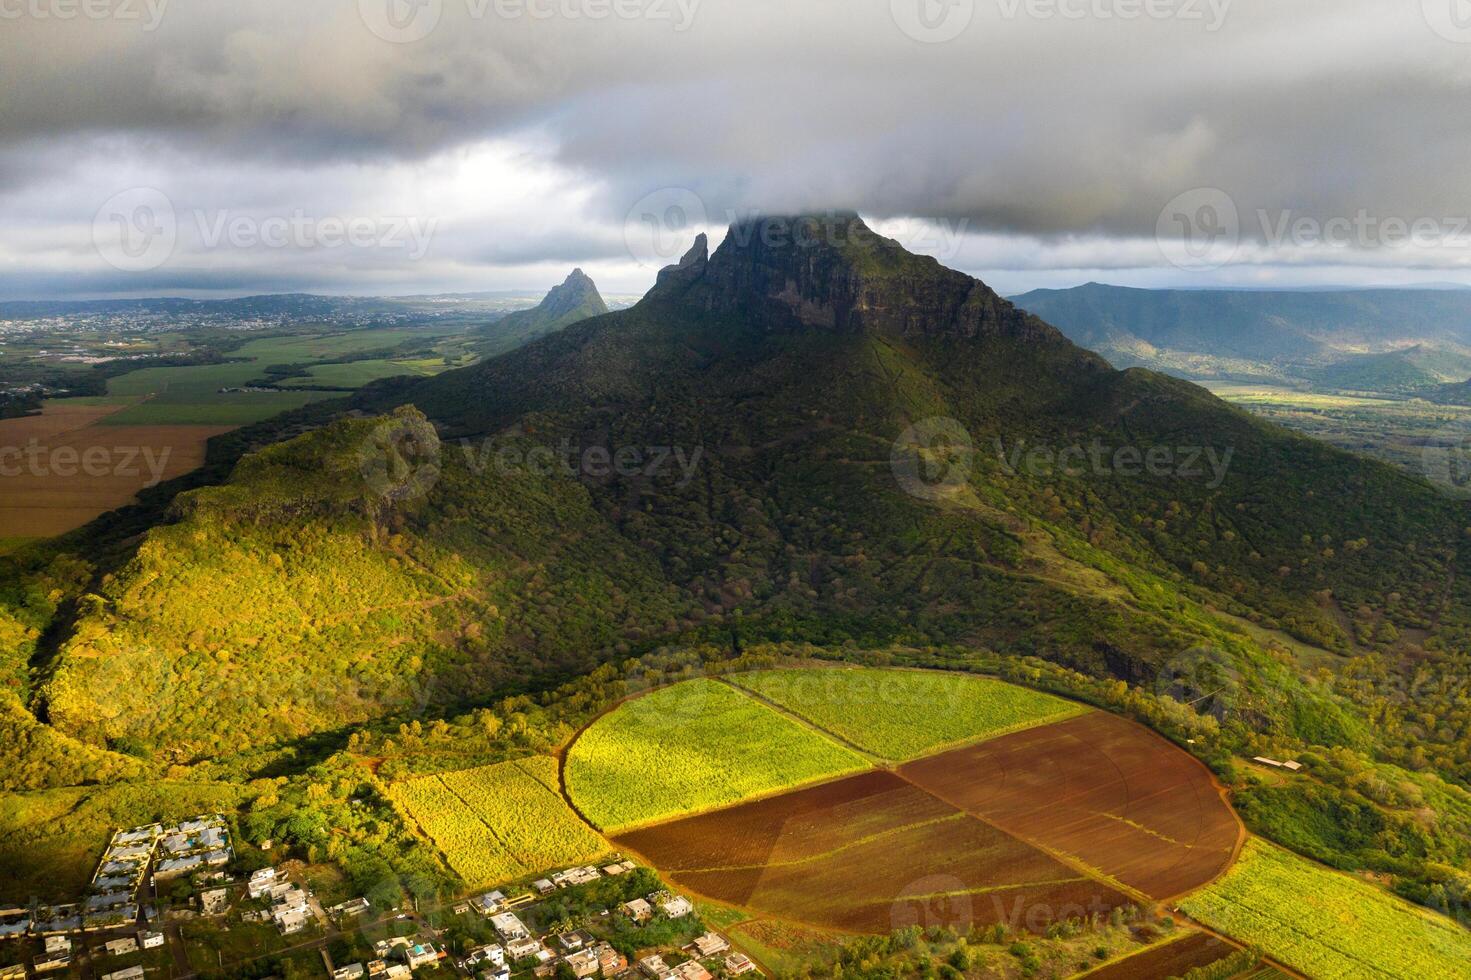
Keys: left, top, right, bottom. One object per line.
{"left": 565, "top": 679, "right": 869, "bottom": 832}
{"left": 103, "top": 329, "right": 451, "bottom": 426}
{"left": 1181, "top": 840, "right": 1471, "bottom": 979}
{"left": 278, "top": 358, "right": 437, "bottom": 389}
{"left": 389, "top": 757, "right": 605, "bottom": 888}
{"left": 729, "top": 667, "right": 1086, "bottom": 761}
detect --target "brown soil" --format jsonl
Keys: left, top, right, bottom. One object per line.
{"left": 0, "top": 403, "right": 230, "bottom": 538}
{"left": 1079, "top": 931, "right": 1239, "bottom": 980}
{"left": 899, "top": 711, "right": 1242, "bottom": 901}
{"left": 616, "top": 768, "right": 1130, "bottom": 934}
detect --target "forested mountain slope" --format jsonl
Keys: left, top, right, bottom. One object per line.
{"left": 25, "top": 215, "right": 1471, "bottom": 768}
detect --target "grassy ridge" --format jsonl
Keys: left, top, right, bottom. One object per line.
{"left": 730, "top": 667, "right": 1086, "bottom": 761}
{"left": 1181, "top": 839, "right": 1471, "bottom": 979}
{"left": 566, "top": 679, "right": 869, "bottom": 832}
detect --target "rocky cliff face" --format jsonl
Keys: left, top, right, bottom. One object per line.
{"left": 654, "top": 213, "right": 1060, "bottom": 344}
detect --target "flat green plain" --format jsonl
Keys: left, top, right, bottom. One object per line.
{"left": 730, "top": 667, "right": 1086, "bottom": 761}
{"left": 103, "top": 329, "right": 449, "bottom": 426}
{"left": 565, "top": 679, "right": 869, "bottom": 833}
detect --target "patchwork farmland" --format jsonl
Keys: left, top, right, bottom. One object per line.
{"left": 567, "top": 668, "right": 1244, "bottom": 937}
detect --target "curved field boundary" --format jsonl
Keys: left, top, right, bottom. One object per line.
{"left": 563, "top": 667, "right": 1246, "bottom": 937}
{"left": 900, "top": 710, "right": 1243, "bottom": 903}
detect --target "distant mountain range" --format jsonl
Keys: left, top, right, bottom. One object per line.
{"left": 1011, "top": 283, "right": 1471, "bottom": 397}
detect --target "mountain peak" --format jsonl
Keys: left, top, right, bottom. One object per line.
{"left": 655, "top": 212, "right": 1060, "bottom": 344}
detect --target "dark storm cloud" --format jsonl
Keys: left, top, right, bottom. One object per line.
{"left": 3, "top": 0, "right": 1471, "bottom": 295}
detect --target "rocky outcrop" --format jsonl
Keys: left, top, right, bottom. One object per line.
{"left": 661, "top": 213, "right": 1062, "bottom": 344}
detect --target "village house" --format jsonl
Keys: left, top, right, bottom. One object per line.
{"left": 638, "top": 953, "right": 677, "bottom": 980}
{"left": 333, "top": 965, "right": 366, "bottom": 980}
{"left": 490, "top": 911, "right": 531, "bottom": 942}
{"left": 405, "top": 941, "right": 441, "bottom": 969}
{"left": 602, "top": 860, "right": 636, "bottom": 876}
{"left": 463, "top": 943, "right": 506, "bottom": 970}
{"left": 43, "top": 936, "right": 71, "bottom": 956}
{"left": 563, "top": 948, "right": 601, "bottom": 978}
{"left": 247, "top": 866, "right": 279, "bottom": 898}
{"left": 330, "top": 897, "right": 371, "bottom": 919}
{"left": 471, "top": 890, "right": 507, "bottom": 915}
{"left": 533, "top": 878, "right": 556, "bottom": 895}
{"left": 596, "top": 943, "right": 628, "bottom": 976}
{"left": 621, "top": 898, "right": 653, "bottom": 923}
{"left": 674, "top": 961, "right": 713, "bottom": 980}
{"left": 33, "top": 955, "right": 70, "bottom": 975}
{"left": 690, "top": 932, "right": 730, "bottom": 958}
{"left": 658, "top": 895, "right": 694, "bottom": 919}
{"left": 724, "top": 953, "right": 759, "bottom": 975}
{"left": 506, "top": 937, "right": 546, "bottom": 962}
{"left": 0, "top": 965, "right": 24, "bottom": 980}
{"left": 556, "top": 930, "right": 591, "bottom": 951}
{"left": 100, "top": 968, "right": 145, "bottom": 980}
{"left": 105, "top": 936, "right": 140, "bottom": 956}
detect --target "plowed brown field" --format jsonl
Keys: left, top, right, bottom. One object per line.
{"left": 899, "top": 711, "right": 1241, "bottom": 900}
{"left": 616, "top": 769, "right": 1131, "bottom": 933}
{"left": 0, "top": 401, "right": 229, "bottom": 538}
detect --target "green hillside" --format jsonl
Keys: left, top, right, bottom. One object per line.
{"left": 9, "top": 215, "right": 1471, "bottom": 944}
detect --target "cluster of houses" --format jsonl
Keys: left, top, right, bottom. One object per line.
{"left": 244, "top": 866, "right": 317, "bottom": 935}
{"left": 445, "top": 865, "right": 759, "bottom": 980}
{"left": 0, "top": 815, "right": 234, "bottom": 975}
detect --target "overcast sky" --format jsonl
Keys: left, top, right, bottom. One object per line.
{"left": 3, "top": 0, "right": 1471, "bottom": 299}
